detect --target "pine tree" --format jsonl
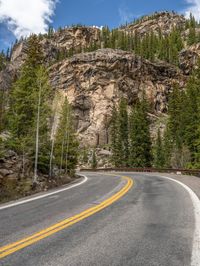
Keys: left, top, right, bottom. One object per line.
{"left": 129, "top": 97, "right": 152, "bottom": 167}
{"left": 168, "top": 84, "right": 186, "bottom": 148}
{"left": 183, "top": 67, "right": 200, "bottom": 163}
{"left": 0, "top": 51, "right": 6, "bottom": 71}
{"left": 55, "top": 98, "right": 78, "bottom": 176}
{"left": 8, "top": 35, "right": 43, "bottom": 153}
{"left": 48, "top": 26, "right": 54, "bottom": 38}
{"left": 188, "top": 13, "right": 197, "bottom": 45}
{"left": 101, "top": 26, "right": 110, "bottom": 48}
{"left": 154, "top": 129, "right": 165, "bottom": 168}
{"left": 188, "top": 26, "right": 196, "bottom": 45}
{"left": 8, "top": 36, "right": 53, "bottom": 180}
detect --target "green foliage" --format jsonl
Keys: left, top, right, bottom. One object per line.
{"left": 162, "top": 63, "right": 200, "bottom": 168}
{"left": 110, "top": 96, "right": 152, "bottom": 168}
{"left": 168, "top": 83, "right": 186, "bottom": 148}
{"left": 48, "top": 26, "right": 54, "bottom": 38}
{"left": 53, "top": 23, "right": 184, "bottom": 66}
{"left": 182, "top": 66, "right": 200, "bottom": 164}
{"left": 110, "top": 99, "right": 129, "bottom": 167}
{"left": 55, "top": 98, "right": 79, "bottom": 175}
{"left": 129, "top": 97, "right": 152, "bottom": 167}
{"left": 7, "top": 36, "right": 55, "bottom": 177}
{"left": 8, "top": 36, "right": 44, "bottom": 149}
{"left": 187, "top": 13, "right": 197, "bottom": 45}
{"left": 0, "top": 51, "right": 7, "bottom": 71}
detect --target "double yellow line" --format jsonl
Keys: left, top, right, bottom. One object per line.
{"left": 0, "top": 175, "right": 133, "bottom": 259}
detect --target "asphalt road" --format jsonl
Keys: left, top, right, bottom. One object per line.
{"left": 0, "top": 172, "right": 198, "bottom": 266}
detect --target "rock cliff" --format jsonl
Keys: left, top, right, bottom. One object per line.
{"left": 0, "top": 26, "right": 101, "bottom": 93}
{"left": 49, "top": 49, "right": 186, "bottom": 146}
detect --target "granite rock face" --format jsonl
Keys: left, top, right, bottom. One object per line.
{"left": 0, "top": 26, "right": 101, "bottom": 94}
{"left": 179, "top": 43, "right": 200, "bottom": 75}
{"left": 49, "top": 49, "right": 186, "bottom": 146}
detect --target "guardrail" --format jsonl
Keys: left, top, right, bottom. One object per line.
{"left": 80, "top": 167, "right": 200, "bottom": 177}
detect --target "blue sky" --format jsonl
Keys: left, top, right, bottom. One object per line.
{"left": 0, "top": 0, "right": 198, "bottom": 51}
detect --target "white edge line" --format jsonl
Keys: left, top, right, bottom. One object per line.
{"left": 159, "top": 175, "right": 200, "bottom": 266}
{"left": 0, "top": 175, "right": 88, "bottom": 211}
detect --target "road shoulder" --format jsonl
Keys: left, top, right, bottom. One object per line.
{"left": 153, "top": 173, "right": 200, "bottom": 199}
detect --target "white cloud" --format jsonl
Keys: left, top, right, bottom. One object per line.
{"left": 184, "top": 0, "right": 200, "bottom": 21}
{"left": 92, "top": 25, "right": 103, "bottom": 30}
{"left": 0, "top": 0, "right": 57, "bottom": 38}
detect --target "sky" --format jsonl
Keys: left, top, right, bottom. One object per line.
{"left": 0, "top": 0, "right": 199, "bottom": 51}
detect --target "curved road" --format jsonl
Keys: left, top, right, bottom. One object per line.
{"left": 0, "top": 172, "right": 199, "bottom": 266}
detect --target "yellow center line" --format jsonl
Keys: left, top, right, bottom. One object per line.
{"left": 0, "top": 175, "right": 133, "bottom": 259}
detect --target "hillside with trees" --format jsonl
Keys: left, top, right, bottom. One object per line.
{"left": 1, "top": 11, "right": 200, "bottom": 201}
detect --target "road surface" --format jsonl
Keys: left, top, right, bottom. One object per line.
{"left": 0, "top": 172, "right": 199, "bottom": 266}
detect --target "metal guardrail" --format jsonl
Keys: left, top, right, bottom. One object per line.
{"left": 80, "top": 167, "right": 200, "bottom": 177}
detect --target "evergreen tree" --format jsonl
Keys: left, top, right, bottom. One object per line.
{"left": 188, "top": 13, "right": 197, "bottom": 45}
{"left": 0, "top": 51, "right": 6, "bottom": 71}
{"left": 129, "top": 97, "right": 152, "bottom": 167}
{"left": 48, "top": 26, "right": 54, "bottom": 38}
{"left": 168, "top": 84, "right": 186, "bottom": 148}
{"left": 8, "top": 35, "right": 43, "bottom": 154}
{"left": 183, "top": 67, "right": 200, "bottom": 164}
{"left": 188, "top": 26, "right": 196, "bottom": 45}
{"left": 101, "top": 26, "right": 110, "bottom": 48}
{"left": 8, "top": 36, "right": 52, "bottom": 180}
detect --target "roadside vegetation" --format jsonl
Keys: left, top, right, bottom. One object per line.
{"left": 110, "top": 64, "right": 200, "bottom": 169}
{"left": 0, "top": 35, "right": 78, "bottom": 201}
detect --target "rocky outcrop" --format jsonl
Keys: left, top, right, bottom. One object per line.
{"left": 179, "top": 43, "right": 200, "bottom": 74}
{"left": 49, "top": 49, "right": 186, "bottom": 146}
{"left": 47, "top": 26, "right": 100, "bottom": 50}
{"left": 0, "top": 26, "right": 101, "bottom": 94}
{"left": 0, "top": 150, "right": 74, "bottom": 202}
{"left": 0, "top": 13, "right": 197, "bottom": 148}
{"left": 122, "top": 11, "right": 186, "bottom": 36}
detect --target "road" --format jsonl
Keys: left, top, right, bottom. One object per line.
{"left": 0, "top": 172, "right": 199, "bottom": 266}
